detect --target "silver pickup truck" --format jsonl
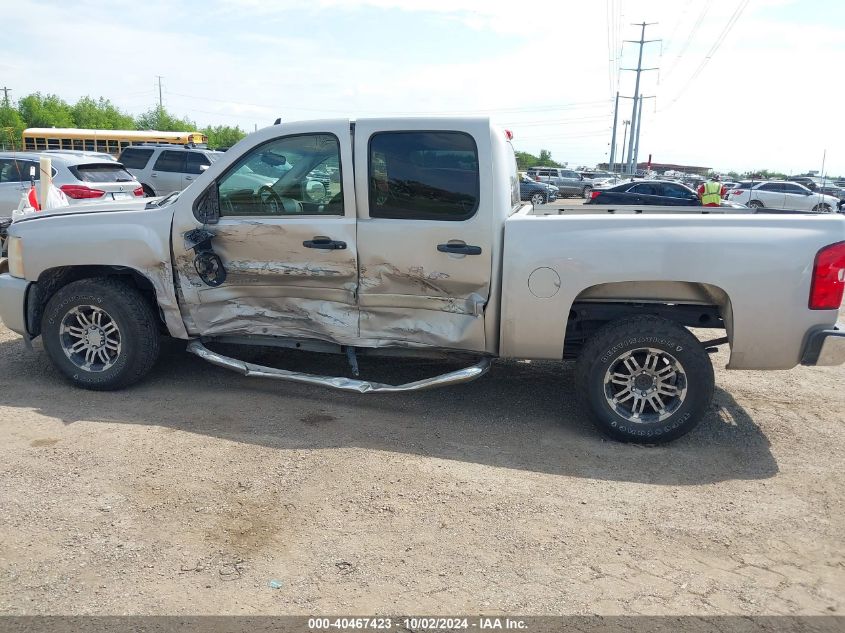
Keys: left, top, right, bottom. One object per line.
{"left": 1, "top": 118, "right": 844, "bottom": 443}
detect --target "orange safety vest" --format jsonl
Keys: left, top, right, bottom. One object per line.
{"left": 701, "top": 181, "right": 722, "bottom": 206}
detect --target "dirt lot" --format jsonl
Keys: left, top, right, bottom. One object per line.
{"left": 0, "top": 310, "right": 843, "bottom": 616}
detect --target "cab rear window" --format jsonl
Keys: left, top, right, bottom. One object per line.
{"left": 70, "top": 164, "right": 136, "bottom": 183}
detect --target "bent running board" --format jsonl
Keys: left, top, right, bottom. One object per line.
{"left": 186, "top": 340, "right": 492, "bottom": 394}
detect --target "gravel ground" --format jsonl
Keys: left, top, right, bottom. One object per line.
{"left": 0, "top": 307, "right": 843, "bottom": 615}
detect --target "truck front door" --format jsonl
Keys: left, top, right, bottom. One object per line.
{"left": 170, "top": 120, "right": 360, "bottom": 344}
{"left": 353, "top": 120, "right": 494, "bottom": 353}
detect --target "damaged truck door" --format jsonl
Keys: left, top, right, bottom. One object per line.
{"left": 353, "top": 121, "right": 495, "bottom": 353}
{"left": 171, "top": 121, "right": 360, "bottom": 344}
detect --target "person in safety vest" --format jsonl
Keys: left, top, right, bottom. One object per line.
{"left": 697, "top": 174, "right": 726, "bottom": 207}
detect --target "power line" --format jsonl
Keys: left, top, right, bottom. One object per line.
{"left": 661, "top": 0, "right": 750, "bottom": 109}
{"left": 663, "top": 0, "right": 712, "bottom": 80}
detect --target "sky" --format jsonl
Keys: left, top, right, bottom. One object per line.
{"left": 2, "top": 0, "right": 843, "bottom": 175}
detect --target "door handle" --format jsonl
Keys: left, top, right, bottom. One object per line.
{"left": 151, "top": 173, "right": 157, "bottom": 177}
{"left": 185, "top": 176, "right": 193, "bottom": 181}
{"left": 437, "top": 242, "right": 482, "bottom": 255}
{"left": 303, "top": 236, "right": 347, "bottom": 250}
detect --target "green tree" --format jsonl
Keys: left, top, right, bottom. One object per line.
{"left": 514, "top": 149, "right": 563, "bottom": 171}
{"left": 135, "top": 107, "right": 197, "bottom": 132}
{"left": 17, "top": 93, "right": 74, "bottom": 128}
{"left": 0, "top": 104, "right": 25, "bottom": 149}
{"left": 538, "top": 149, "right": 556, "bottom": 165}
{"left": 201, "top": 124, "right": 246, "bottom": 149}
{"left": 71, "top": 97, "right": 136, "bottom": 130}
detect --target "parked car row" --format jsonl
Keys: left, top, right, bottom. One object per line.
{"left": 727, "top": 181, "right": 843, "bottom": 212}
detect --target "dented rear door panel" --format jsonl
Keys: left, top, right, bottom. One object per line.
{"left": 353, "top": 119, "right": 495, "bottom": 352}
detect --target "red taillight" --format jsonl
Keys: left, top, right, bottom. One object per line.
{"left": 504, "top": 129, "right": 513, "bottom": 141}
{"left": 60, "top": 184, "right": 105, "bottom": 199}
{"left": 590, "top": 190, "right": 601, "bottom": 199}
{"left": 809, "top": 241, "right": 845, "bottom": 310}
{"left": 730, "top": 189, "right": 743, "bottom": 195}
{"left": 133, "top": 186, "right": 144, "bottom": 197}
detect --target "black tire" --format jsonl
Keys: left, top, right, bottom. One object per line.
{"left": 582, "top": 185, "right": 593, "bottom": 199}
{"left": 41, "top": 277, "right": 161, "bottom": 391}
{"left": 748, "top": 200, "right": 764, "bottom": 209}
{"left": 575, "top": 316, "right": 714, "bottom": 443}
{"left": 812, "top": 203, "right": 832, "bottom": 212}
{"left": 141, "top": 184, "right": 156, "bottom": 198}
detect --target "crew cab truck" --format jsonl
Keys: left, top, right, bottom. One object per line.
{"left": 1, "top": 118, "right": 844, "bottom": 443}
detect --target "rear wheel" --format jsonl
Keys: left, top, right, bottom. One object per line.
{"left": 530, "top": 192, "right": 547, "bottom": 207}
{"left": 141, "top": 184, "right": 156, "bottom": 198}
{"left": 41, "top": 278, "right": 161, "bottom": 390}
{"left": 575, "top": 316, "right": 714, "bottom": 443}
{"left": 748, "top": 200, "right": 764, "bottom": 209}
{"left": 582, "top": 186, "right": 593, "bottom": 199}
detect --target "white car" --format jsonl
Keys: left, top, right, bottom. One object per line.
{"left": 728, "top": 180, "right": 839, "bottom": 212}
{"left": 0, "top": 151, "right": 143, "bottom": 215}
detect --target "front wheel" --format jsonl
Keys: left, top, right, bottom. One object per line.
{"left": 575, "top": 316, "right": 714, "bottom": 443}
{"left": 41, "top": 278, "right": 161, "bottom": 390}
{"left": 812, "top": 203, "right": 832, "bottom": 212}
{"left": 530, "top": 192, "right": 547, "bottom": 207}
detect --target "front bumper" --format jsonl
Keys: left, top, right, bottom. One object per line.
{"left": 802, "top": 322, "right": 845, "bottom": 366}
{"left": 0, "top": 273, "right": 30, "bottom": 336}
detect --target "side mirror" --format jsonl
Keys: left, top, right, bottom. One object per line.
{"left": 200, "top": 164, "right": 210, "bottom": 172}
{"left": 305, "top": 180, "right": 327, "bottom": 203}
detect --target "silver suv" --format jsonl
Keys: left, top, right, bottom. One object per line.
{"left": 526, "top": 166, "right": 594, "bottom": 198}
{"left": 118, "top": 145, "right": 223, "bottom": 197}
{"left": 0, "top": 151, "right": 143, "bottom": 215}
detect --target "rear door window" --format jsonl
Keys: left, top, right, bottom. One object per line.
{"left": 368, "top": 131, "right": 479, "bottom": 221}
{"left": 782, "top": 183, "right": 806, "bottom": 194}
{"left": 119, "top": 148, "right": 154, "bottom": 169}
{"left": 186, "top": 152, "right": 211, "bottom": 175}
{"left": 662, "top": 183, "right": 694, "bottom": 198}
{"left": 71, "top": 164, "right": 136, "bottom": 183}
{"left": 153, "top": 151, "right": 186, "bottom": 173}
{"left": 630, "top": 183, "right": 659, "bottom": 195}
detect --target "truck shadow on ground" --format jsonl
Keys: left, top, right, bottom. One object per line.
{"left": 0, "top": 336, "right": 778, "bottom": 485}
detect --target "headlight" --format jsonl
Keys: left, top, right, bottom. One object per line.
{"left": 8, "top": 236, "right": 24, "bottom": 279}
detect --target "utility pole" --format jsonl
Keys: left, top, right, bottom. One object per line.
{"left": 156, "top": 76, "right": 164, "bottom": 111}
{"left": 619, "top": 119, "right": 630, "bottom": 170}
{"left": 0, "top": 86, "right": 10, "bottom": 107}
{"left": 632, "top": 96, "right": 656, "bottom": 173}
{"left": 621, "top": 22, "right": 659, "bottom": 174}
{"left": 608, "top": 91, "right": 620, "bottom": 171}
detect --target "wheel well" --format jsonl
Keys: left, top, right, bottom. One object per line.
{"left": 564, "top": 281, "right": 733, "bottom": 359}
{"left": 26, "top": 265, "right": 164, "bottom": 337}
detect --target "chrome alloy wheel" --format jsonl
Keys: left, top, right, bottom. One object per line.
{"left": 603, "top": 347, "right": 687, "bottom": 423}
{"left": 59, "top": 305, "right": 122, "bottom": 372}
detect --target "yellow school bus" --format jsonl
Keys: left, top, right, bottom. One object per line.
{"left": 22, "top": 128, "right": 208, "bottom": 157}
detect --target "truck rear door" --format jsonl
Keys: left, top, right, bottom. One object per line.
{"left": 353, "top": 119, "right": 494, "bottom": 352}
{"left": 170, "top": 120, "right": 360, "bottom": 344}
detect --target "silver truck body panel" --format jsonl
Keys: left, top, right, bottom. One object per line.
{"left": 499, "top": 209, "right": 845, "bottom": 369}
{"left": 12, "top": 204, "right": 188, "bottom": 339}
